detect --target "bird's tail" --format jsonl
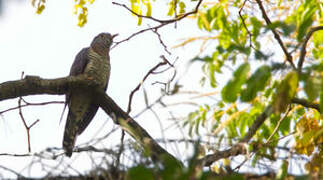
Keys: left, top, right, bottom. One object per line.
{"left": 63, "top": 111, "right": 78, "bottom": 157}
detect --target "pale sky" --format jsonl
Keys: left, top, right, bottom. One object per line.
{"left": 0, "top": 0, "right": 209, "bottom": 177}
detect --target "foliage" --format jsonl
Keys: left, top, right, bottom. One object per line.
{"left": 32, "top": 0, "right": 95, "bottom": 27}
{"left": 179, "top": 0, "right": 323, "bottom": 177}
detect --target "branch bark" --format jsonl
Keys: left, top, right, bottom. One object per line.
{"left": 291, "top": 97, "right": 321, "bottom": 113}
{"left": 0, "top": 75, "right": 182, "bottom": 166}
{"left": 297, "top": 26, "right": 323, "bottom": 72}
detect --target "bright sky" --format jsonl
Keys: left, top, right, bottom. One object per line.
{"left": 0, "top": 0, "right": 209, "bottom": 178}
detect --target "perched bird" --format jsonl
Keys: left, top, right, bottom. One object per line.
{"left": 63, "top": 33, "right": 118, "bottom": 157}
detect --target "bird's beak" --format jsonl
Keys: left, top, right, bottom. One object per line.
{"left": 111, "top": 34, "right": 119, "bottom": 39}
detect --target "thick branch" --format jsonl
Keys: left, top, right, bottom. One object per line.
{"left": 0, "top": 76, "right": 181, "bottom": 166}
{"left": 297, "top": 26, "right": 323, "bottom": 72}
{"left": 291, "top": 98, "right": 321, "bottom": 113}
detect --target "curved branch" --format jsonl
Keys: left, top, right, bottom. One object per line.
{"left": 297, "top": 26, "right": 323, "bottom": 72}
{"left": 112, "top": 0, "right": 203, "bottom": 24}
{"left": 112, "top": 0, "right": 203, "bottom": 47}
{"left": 291, "top": 97, "right": 321, "bottom": 113}
{"left": 0, "top": 75, "right": 182, "bottom": 166}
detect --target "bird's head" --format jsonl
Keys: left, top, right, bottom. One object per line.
{"left": 90, "top": 32, "right": 118, "bottom": 55}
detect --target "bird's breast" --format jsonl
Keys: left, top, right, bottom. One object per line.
{"left": 85, "top": 49, "right": 111, "bottom": 88}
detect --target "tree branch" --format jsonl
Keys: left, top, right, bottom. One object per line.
{"left": 255, "top": 0, "right": 296, "bottom": 70}
{"left": 197, "top": 97, "right": 320, "bottom": 166}
{"left": 112, "top": 0, "right": 203, "bottom": 24}
{"left": 297, "top": 26, "right": 323, "bottom": 72}
{"left": 197, "top": 106, "right": 273, "bottom": 166}
{"left": 291, "top": 97, "right": 321, "bottom": 113}
{"left": 0, "top": 75, "right": 182, "bottom": 166}
{"left": 112, "top": 0, "right": 203, "bottom": 47}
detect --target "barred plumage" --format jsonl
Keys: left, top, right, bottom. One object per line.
{"left": 63, "top": 33, "right": 117, "bottom": 157}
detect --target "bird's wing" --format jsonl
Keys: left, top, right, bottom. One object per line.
{"left": 60, "top": 48, "right": 90, "bottom": 124}
{"left": 70, "top": 48, "right": 90, "bottom": 76}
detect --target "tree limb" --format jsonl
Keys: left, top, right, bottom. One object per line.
{"left": 297, "top": 26, "right": 323, "bottom": 72}
{"left": 291, "top": 97, "right": 321, "bottom": 113}
{"left": 0, "top": 75, "right": 182, "bottom": 166}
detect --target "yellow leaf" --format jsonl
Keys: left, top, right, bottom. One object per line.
{"left": 74, "top": 4, "right": 82, "bottom": 14}
{"left": 36, "top": 5, "right": 45, "bottom": 14}
{"left": 83, "top": 7, "right": 88, "bottom": 15}
{"left": 78, "top": 13, "right": 87, "bottom": 27}
{"left": 146, "top": 2, "right": 152, "bottom": 17}
{"left": 137, "top": 9, "right": 143, "bottom": 25}
{"left": 198, "top": 12, "right": 211, "bottom": 31}
{"left": 272, "top": 71, "right": 298, "bottom": 114}
{"left": 79, "top": 0, "right": 86, "bottom": 6}
{"left": 88, "top": 0, "right": 95, "bottom": 4}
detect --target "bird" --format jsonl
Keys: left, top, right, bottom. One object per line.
{"left": 62, "top": 32, "right": 118, "bottom": 157}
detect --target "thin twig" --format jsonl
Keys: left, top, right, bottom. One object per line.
{"left": 151, "top": 28, "right": 171, "bottom": 55}
{"left": 127, "top": 56, "right": 172, "bottom": 113}
{"left": 239, "top": 0, "right": 253, "bottom": 48}
{"left": 17, "top": 73, "right": 40, "bottom": 153}
{"left": 116, "top": 130, "right": 125, "bottom": 168}
{"left": 265, "top": 106, "right": 291, "bottom": 144}
{"left": 112, "top": 0, "right": 203, "bottom": 48}
{"left": 112, "top": 0, "right": 203, "bottom": 24}
{"left": 0, "top": 100, "right": 64, "bottom": 114}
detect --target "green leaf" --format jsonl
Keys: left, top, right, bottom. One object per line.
{"left": 250, "top": 17, "right": 262, "bottom": 40}
{"left": 127, "top": 165, "right": 155, "bottom": 180}
{"left": 272, "top": 71, "right": 299, "bottom": 114}
{"left": 280, "top": 116, "right": 291, "bottom": 136}
{"left": 238, "top": 112, "right": 249, "bottom": 137}
{"left": 241, "top": 65, "right": 271, "bottom": 102}
{"left": 276, "top": 160, "right": 288, "bottom": 180}
{"left": 304, "top": 76, "right": 321, "bottom": 101}
{"left": 320, "top": 78, "right": 323, "bottom": 115}
{"left": 179, "top": 1, "right": 186, "bottom": 14}
{"left": 296, "top": 2, "right": 316, "bottom": 41}
{"left": 221, "top": 63, "right": 250, "bottom": 102}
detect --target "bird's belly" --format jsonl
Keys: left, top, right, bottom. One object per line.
{"left": 85, "top": 51, "right": 110, "bottom": 88}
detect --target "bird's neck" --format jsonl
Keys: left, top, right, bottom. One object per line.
{"left": 90, "top": 45, "right": 109, "bottom": 57}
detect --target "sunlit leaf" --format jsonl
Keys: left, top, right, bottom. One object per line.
{"left": 304, "top": 76, "right": 321, "bottom": 101}
{"left": 138, "top": 9, "right": 143, "bottom": 25}
{"left": 276, "top": 160, "right": 288, "bottom": 179}
{"left": 241, "top": 65, "right": 271, "bottom": 102}
{"left": 272, "top": 71, "right": 298, "bottom": 114}
{"left": 127, "top": 165, "right": 154, "bottom": 180}
{"left": 221, "top": 63, "right": 250, "bottom": 102}
{"left": 179, "top": 1, "right": 186, "bottom": 14}
{"left": 280, "top": 116, "right": 291, "bottom": 136}
{"left": 320, "top": 78, "right": 323, "bottom": 116}
{"left": 36, "top": 5, "right": 45, "bottom": 14}
{"left": 296, "top": 1, "right": 316, "bottom": 41}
